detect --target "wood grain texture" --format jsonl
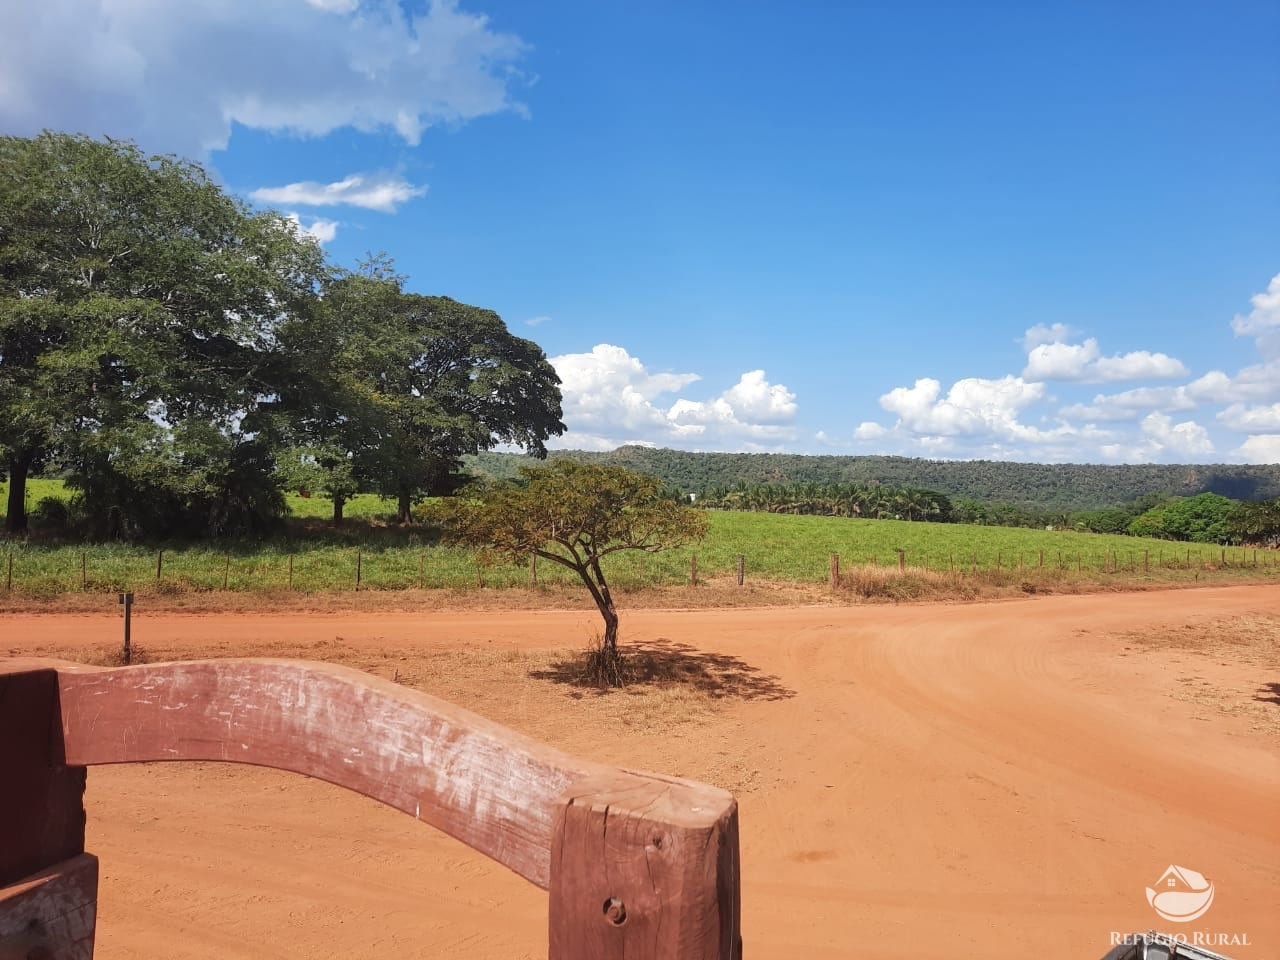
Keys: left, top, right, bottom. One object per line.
{"left": 548, "top": 773, "right": 741, "bottom": 960}
{"left": 1, "top": 660, "right": 740, "bottom": 896}
{"left": 0, "top": 668, "right": 86, "bottom": 887}
{"left": 0, "top": 854, "right": 98, "bottom": 960}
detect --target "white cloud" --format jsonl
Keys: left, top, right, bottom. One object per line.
{"left": 0, "top": 0, "right": 528, "bottom": 160}
{"left": 1059, "top": 385, "right": 1200, "bottom": 422}
{"left": 1022, "top": 337, "right": 1187, "bottom": 383}
{"left": 1139, "top": 412, "right": 1213, "bottom": 456}
{"left": 307, "top": 0, "right": 359, "bottom": 11}
{"left": 1023, "top": 339, "right": 1100, "bottom": 380}
{"left": 1021, "top": 323, "right": 1076, "bottom": 351}
{"left": 548, "top": 345, "right": 798, "bottom": 450}
{"left": 1090, "top": 350, "right": 1188, "bottom": 381}
{"left": 525, "top": 315, "right": 552, "bottom": 327}
{"left": 1231, "top": 272, "right": 1280, "bottom": 339}
{"left": 853, "top": 421, "right": 889, "bottom": 440}
{"left": 1217, "top": 402, "right": 1280, "bottom": 432}
{"left": 251, "top": 172, "right": 426, "bottom": 213}
{"left": 1233, "top": 434, "right": 1280, "bottom": 463}
{"left": 879, "top": 376, "right": 1046, "bottom": 438}
{"left": 284, "top": 212, "right": 339, "bottom": 244}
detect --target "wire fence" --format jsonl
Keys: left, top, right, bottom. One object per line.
{"left": 2, "top": 542, "right": 1276, "bottom": 597}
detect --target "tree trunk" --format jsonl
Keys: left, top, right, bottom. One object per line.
{"left": 5, "top": 450, "right": 33, "bottom": 534}
{"left": 397, "top": 491, "right": 412, "bottom": 525}
{"left": 590, "top": 556, "right": 620, "bottom": 654}
{"left": 332, "top": 497, "right": 345, "bottom": 527}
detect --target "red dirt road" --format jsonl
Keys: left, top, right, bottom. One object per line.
{"left": 6, "top": 586, "right": 1279, "bottom": 959}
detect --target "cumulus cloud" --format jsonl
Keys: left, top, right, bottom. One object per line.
{"left": 548, "top": 345, "right": 799, "bottom": 451}
{"left": 1020, "top": 323, "right": 1076, "bottom": 351}
{"left": 1233, "top": 434, "right": 1280, "bottom": 462}
{"left": 877, "top": 376, "right": 1045, "bottom": 438}
{"left": 1217, "top": 402, "right": 1280, "bottom": 432}
{"left": 1022, "top": 337, "right": 1186, "bottom": 383}
{"left": 284, "top": 212, "right": 339, "bottom": 244}
{"left": 1059, "top": 385, "right": 1200, "bottom": 422}
{"left": 1231, "top": 272, "right": 1280, "bottom": 339}
{"left": 251, "top": 172, "right": 426, "bottom": 213}
{"left": 0, "top": 0, "right": 528, "bottom": 159}
{"left": 525, "top": 315, "right": 552, "bottom": 327}
{"left": 1138, "top": 412, "right": 1213, "bottom": 456}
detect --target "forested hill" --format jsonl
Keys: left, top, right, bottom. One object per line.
{"left": 466, "top": 448, "right": 1280, "bottom": 512}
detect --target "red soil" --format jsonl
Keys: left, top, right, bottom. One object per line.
{"left": 6, "top": 586, "right": 1278, "bottom": 959}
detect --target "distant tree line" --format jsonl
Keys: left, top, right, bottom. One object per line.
{"left": 1, "top": 132, "right": 564, "bottom": 540}
{"left": 469, "top": 448, "right": 1280, "bottom": 514}
{"left": 691, "top": 481, "right": 1280, "bottom": 547}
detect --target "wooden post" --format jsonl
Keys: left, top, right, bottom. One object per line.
{"left": 355, "top": 549, "right": 362, "bottom": 591}
{"left": 4, "top": 552, "right": 9, "bottom": 592}
{"left": 223, "top": 555, "right": 231, "bottom": 591}
{"left": 897, "top": 549, "right": 905, "bottom": 572}
{"left": 736, "top": 554, "right": 744, "bottom": 587}
{"left": 288, "top": 555, "right": 294, "bottom": 590}
{"left": 1221, "top": 547, "right": 1226, "bottom": 566}
{"left": 156, "top": 549, "right": 163, "bottom": 584}
{"left": 690, "top": 554, "right": 698, "bottom": 586}
{"left": 829, "top": 553, "right": 839, "bottom": 589}
{"left": 119, "top": 593, "right": 133, "bottom": 665}
{"left": 0, "top": 667, "right": 97, "bottom": 960}
{"left": 971, "top": 552, "right": 977, "bottom": 576}
{"left": 996, "top": 551, "right": 1001, "bottom": 571}
{"left": 1144, "top": 550, "right": 1149, "bottom": 572}
{"left": 549, "top": 775, "right": 740, "bottom": 960}
{"left": 531, "top": 552, "right": 538, "bottom": 586}
{"left": 1038, "top": 550, "right": 1044, "bottom": 569}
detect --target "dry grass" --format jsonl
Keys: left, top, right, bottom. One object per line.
{"left": 1119, "top": 614, "right": 1280, "bottom": 736}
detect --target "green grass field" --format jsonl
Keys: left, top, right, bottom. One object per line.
{"left": 1, "top": 480, "right": 1274, "bottom": 599}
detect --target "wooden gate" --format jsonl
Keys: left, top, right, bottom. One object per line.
{"left": 0, "top": 658, "right": 741, "bottom": 959}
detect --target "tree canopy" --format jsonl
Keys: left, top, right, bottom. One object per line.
{"left": 1, "top": 132, "right": 564, "bottom": 539}
{"left": 424, "top": 461, "right": 708, "bottom": 681}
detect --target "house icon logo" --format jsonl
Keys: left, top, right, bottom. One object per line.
{"left": 1146, "top": 865, "right": 1215, "bottom": 922}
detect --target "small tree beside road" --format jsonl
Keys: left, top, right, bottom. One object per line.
{"left": 424, "top": 460, "right": 707, "bottom": 683}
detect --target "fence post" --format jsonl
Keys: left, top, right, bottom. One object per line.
{"left": 897, "top": 549, "right": 905, "bottom": 572}
{"left": 223, "top": 555, "right": 231, "bottom": 591}
{"left": 1038, "top": 550, "right": 1044, "bottom": 569}
{"left": 6, "top": 552, "right": 11, "bottom": 591}
{"left": 829, "top": 553, "right": 839, "bottom": 589}
{"left": 736, "top": 554, "right": 744, "bottom": 587}
{"left": 690, "top": 554, "right": 697, "bottom": 586}
{"left": 81, "top": 552, "right": 87, "bottom": 590}
{"left": 289, "top": 555, "right": 294, "bottom": 590}
{"left": 971, "top": 552, "right": 977, "bottom": 576}
{"left": 355, "top": 549, "right": 362, "bottom": 591}
{"left": 119, "top": 593, "right": 133, "bottom": 665}
{"left": 155, "top": 549, "right": 163, "bottom": 584}
{"left": 1144, "top": 550, "right": 1149, "bottom": 572}
{"left": 531, "top": 552, "right": 538, "bottom": 586}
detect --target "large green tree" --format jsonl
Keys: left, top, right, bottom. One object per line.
{"left": 0, "top": 131, "right": 325, "bottom": 536}
{"left": 275, "top": 258, "right": 565, "bottom": 524}
{"left": 425, "top": 461, "right": 708, "bottom": 680}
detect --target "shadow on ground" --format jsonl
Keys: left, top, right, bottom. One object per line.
{"left": 1255, "top": 682, "right": 1280, "bottom": 707}
{"left": 530, "top": 637, "right": 795, "bottom": 702}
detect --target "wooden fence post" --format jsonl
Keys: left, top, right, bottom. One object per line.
{"left": 829, "top": 553, "right": 839, "bottom": 589}
{"left": 736, "top": 554, "right": 744, "bottom": 587}
{"left": 971, "top": 552, "right": 977, "bottom": 576}
{"left": 81, "top": 552, "right": 87, "bottom": 591}
{"left": 549, "top": 775, "right": 740, "bottom": 960}
{"left": 531, "top": 552, "right": 538, "bottom": 586}
{"left": 355, "top": 549, "right": 362, "bottom": 591}
{"left": 0, "top": 667, "right": 97, "bottom": 960}
{"left": 119, "top": 593, "right": 133, "bottom": 665}
{"left": 897, "top": 549, "right": 905, "bottom": 572}
{"left": 223, "top": 555, "right": 231, "bottom": 591}
{"left": 1144, "top": 550, "right": 1149, "bottom": 572}
{"left": 690, "top": 554, "right": 698, "bottom": 586}
{"left": 1038, "top": 550, "right": 1044, "bottom": 568}
{"left": 288, "top": 555, "right": 294, "bottom": 590}
{"left": 155, "top": 549, "right": 163, "bottom": 584}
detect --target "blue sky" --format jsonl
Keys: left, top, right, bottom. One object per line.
{"left": 4, "top": 1, "right": 1278, "bottom": 463}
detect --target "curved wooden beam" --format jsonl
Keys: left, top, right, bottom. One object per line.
{"left": 1, "top": 657, "right": 740, "bottom": 958}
